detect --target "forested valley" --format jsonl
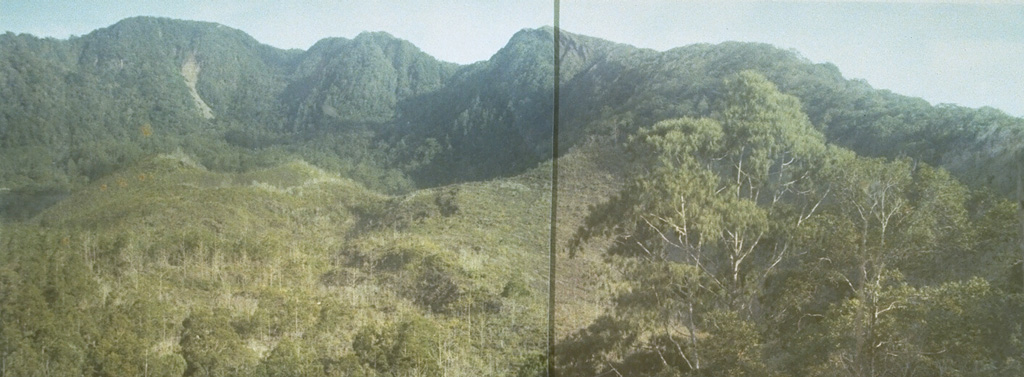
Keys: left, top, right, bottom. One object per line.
{"left": 1, "top": 17, "right": 1023, "bottom": 376}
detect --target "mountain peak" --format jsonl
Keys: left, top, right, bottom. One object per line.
{"left": 354, "top": 30, "right": 398, "bottom": 41}
{"left": 307, "top": 31, "right": 419, "bottom": 56}
{"left": 104, "top": 16, "right": 218, "bottom": 34}
{"left": 505, "top": 27, "right": 554, "bottom": 47}
{"left": 90, "top": 16, "right": 259, "bottom": 47}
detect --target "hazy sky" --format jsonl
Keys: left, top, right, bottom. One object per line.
{"left": 2, "top": 1, "right": 1022, "bottom": 117}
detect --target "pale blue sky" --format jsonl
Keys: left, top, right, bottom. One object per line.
{"left": 1, "top": 1, "right": 1022, "bottom": 117}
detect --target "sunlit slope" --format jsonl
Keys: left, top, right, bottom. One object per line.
{"left": 2, "top": 153, "right": 550, "bottom": 376}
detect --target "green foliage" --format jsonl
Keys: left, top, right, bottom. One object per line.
{"left": 180, "top": 308, "right": 258, "bottom": 376}
{"left": 567, "top": 70, "right": 1023, "bottom": 376}
{"left": 814, "top": 278, "right": 1024, "bottom": 377}
{"left": 89, "top": 299, "right": 182, "bottom": 377}
{"left": 0, "top": 150, "right": 549, "bottom": 376}
{"left": 413, "top": 254, "right": 463, "bottom": 314}
{"left": 259, "top": 338, "right": 318, "bottom": 377}
{"left": 352, "top": 316, "right": 442, "bottom": 377}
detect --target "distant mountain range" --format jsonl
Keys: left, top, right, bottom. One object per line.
{"left": 2, "top": 16, "right": 1021, "bottom": 198}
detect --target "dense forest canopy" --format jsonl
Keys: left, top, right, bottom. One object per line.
{"left": 1, "top": 16, "right": 1023, "bottom": 377}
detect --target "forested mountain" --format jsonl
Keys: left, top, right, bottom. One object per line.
{"left": 2, "top": 17, "right": 1023, "bottom": 377}
{"left": 3, "top": 17, "right": 1021, "bottom": 199}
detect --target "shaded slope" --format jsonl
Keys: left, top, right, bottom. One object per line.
{"left": 284, "top": 32, "right": 458, "bottom": 129}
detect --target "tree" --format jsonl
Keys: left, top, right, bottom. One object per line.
{"left": 179, "top": 308, "right": 257, "bottom": 377}
{"left": 797, "top": 151, "right": 995, "bottom": 377}
{"left": 815, "top": 278, "right": 1024, "bottom": 377}
{"left": 569, "top": 71, "right": 827, "bottom": 375}
{"left": 260, "top": 338, "right": 318, "bottom": 377}
{"left": 351, "top": 316, "right": 442, "bottom": 377}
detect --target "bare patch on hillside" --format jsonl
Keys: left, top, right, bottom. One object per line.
{"left": 181, "top": 53, "right": 215, "bottom": 119}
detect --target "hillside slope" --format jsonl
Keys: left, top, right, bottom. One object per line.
{"left": 1, "top": 153, "right": 551, "bottom": 376}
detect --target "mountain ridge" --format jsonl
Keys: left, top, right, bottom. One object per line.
{"left": 1, "top": 16, "right": 1021, "bottom": 200}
